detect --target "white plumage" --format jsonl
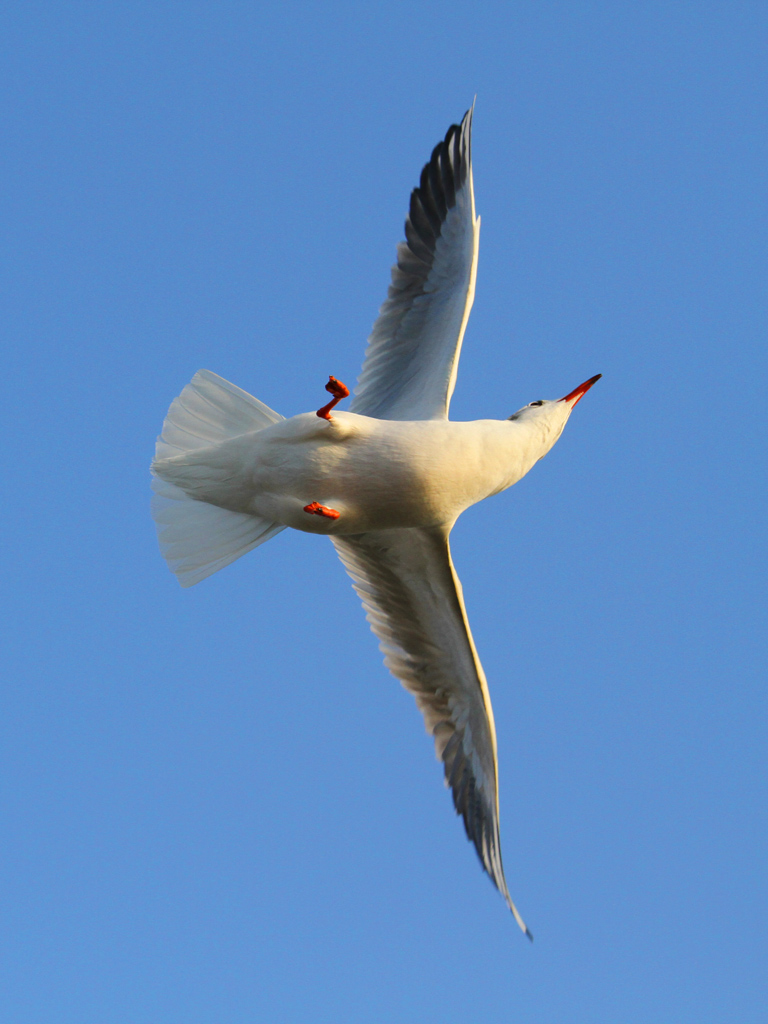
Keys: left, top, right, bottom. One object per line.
{"left": 151, "top": 108, "right": 600, "bottom": 938}
{"left": 151, "top": 369, "right": 286, "bottom": 587}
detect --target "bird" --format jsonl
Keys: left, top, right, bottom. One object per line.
{"left": 151, "top": 106, "right": 600, "bottom": 940}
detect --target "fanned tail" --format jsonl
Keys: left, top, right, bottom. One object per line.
{"left": 151, "top": 369, "right": 286, "bottom": 587}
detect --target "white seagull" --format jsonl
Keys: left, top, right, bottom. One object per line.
{"left": 151, "top": 107, "right": 600, "bottom": 939}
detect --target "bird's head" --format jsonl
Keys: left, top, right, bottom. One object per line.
{"left": 507, "top": 373, "right": 602, "bottom": 459}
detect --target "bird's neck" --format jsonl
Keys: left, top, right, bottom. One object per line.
{"left": 480, "top": 419, "right": 558, "bottom": 497}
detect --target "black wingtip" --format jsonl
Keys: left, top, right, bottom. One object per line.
{"left": 525, "top": 927, "right": 534, "bottom": 943}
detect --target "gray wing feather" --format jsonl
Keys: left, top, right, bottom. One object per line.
{"left": 350, "top": 108, "right": 480, "bottom": 421}
{"left": 332, "top": 527, "right": 531, "bottom": 937}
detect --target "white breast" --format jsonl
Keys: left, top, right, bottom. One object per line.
{"left": 237, "top": 413, "right": 542, "bottom": 534}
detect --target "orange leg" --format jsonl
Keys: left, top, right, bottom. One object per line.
{"left": 303, "top": 501, "right": 340, "bottom": 520}
{"left": 316, "top": 375, "right": 350, "bottom": 420}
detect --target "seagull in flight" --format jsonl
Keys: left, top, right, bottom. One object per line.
{"left": 151, "top": 107, "right": 601, "bottom": 939}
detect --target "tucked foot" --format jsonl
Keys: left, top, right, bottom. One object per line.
{"left": 303, "top": 501, "right": 340, "bottom": 520}
{"left": 316, "top": 375, "right": 350, "bottom": 420}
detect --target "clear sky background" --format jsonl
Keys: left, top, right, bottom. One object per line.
{"left": 1, "top": 3, "right": 766, "bottom": 1022}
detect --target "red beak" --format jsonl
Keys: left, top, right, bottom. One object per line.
{"left": 559, "top": 373, "right": 602, "bottom": 407}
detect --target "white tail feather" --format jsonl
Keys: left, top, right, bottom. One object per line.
{"left": 154, "top": 368, "right": 283, "bottom": 461}
{"left": 151, "top": 369, "right": 286, "bottom": 587}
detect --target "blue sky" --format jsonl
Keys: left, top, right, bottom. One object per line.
{"left": 1, "top": 3, "right": 766, "bottom": 1021}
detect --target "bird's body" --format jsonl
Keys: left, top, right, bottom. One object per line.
{"left": 151, "top": 106, "right": 600, "bottom": 938}
{"left": 155, "top": 409, "right": 566, "bottom": 536}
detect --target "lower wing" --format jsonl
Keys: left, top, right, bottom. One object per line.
{"left": 332, "top": 526, "right": 531, "bottom": 937}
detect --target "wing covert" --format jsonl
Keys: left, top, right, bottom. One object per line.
{"left": 350, "top": 108, "right": 480, "bottom": 421}
{"left": 331, "top": 527, "right": 531, "bottom": 937}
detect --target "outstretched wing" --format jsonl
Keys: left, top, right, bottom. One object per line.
{"left": 332, "top": 527, "right": 531, "bottom": 937}
{"left": 350, "top": 108, "right": 480, "bottom": 422}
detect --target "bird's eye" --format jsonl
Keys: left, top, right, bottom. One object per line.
{"left": 530, "top": 400, "right": 544, "bottom": 407}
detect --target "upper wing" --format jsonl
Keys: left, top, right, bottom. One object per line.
{"left": 332, "top": 527, "right": 531, "bottom": 937}
{"left": 349, "top": 108, "right": 480, "bottom": 421}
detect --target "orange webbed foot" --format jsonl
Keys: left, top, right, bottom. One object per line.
{"left": 303, "top": 501, "right": 340, "bottom": 520}
{"left": 316, "top": 375, "right": 350, "bottom": 420}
